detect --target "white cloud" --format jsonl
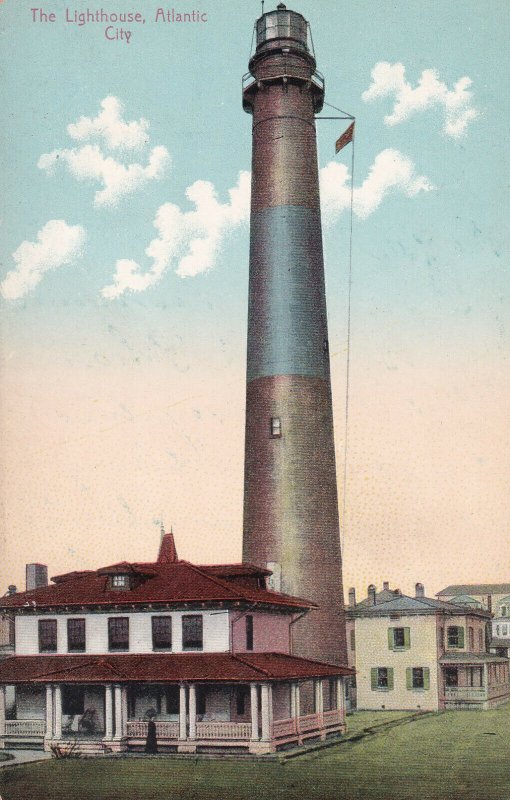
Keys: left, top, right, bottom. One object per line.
{"left": 38, "top": 144, "right": 170, "bottom": 208}
{"left": 362, "top": 62, "right": 479, "bottom": 138}
{"left": 320, "top": 148, "right": 434, "bottom": 222}
{"left": 67, "top": 96, "right": 149, "bottom": 150}
{"left": 38, "top": 97, "right": 170, "bottom": 207}
{"left": 101, "top": 171, "right": 251, "bottom": 298}
{"left": 1, "top": 220, "right": 86, "bottom": 300}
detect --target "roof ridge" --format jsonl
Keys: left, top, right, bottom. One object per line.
{"left": 182, "top": 561, "right": 248, "bottom": 601}
{"left": 231, "top": 652, "right": 273, "bottom": 677}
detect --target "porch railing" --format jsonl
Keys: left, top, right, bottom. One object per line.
{"left": 444, "top": 687, "right": 487, "bottom": 700}
{"left": 298, "top": 712, "right": 321, "bottom": 732}
{"left": 126, "top": 721, "right": 179, "bottom": 739}
{"left": 323, "top": 708, "right": 342, "bottom": 727}
{"left": 195, "top": 721, "right": 251, "bottom": 740}
{"left": 5, "top": 719, "right": 45, "bottom": 736}
{"left": 272, "top": 718, "right": 297, "bottom": 739}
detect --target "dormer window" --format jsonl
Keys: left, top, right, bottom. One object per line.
{"left": 112, "top": 574, "right": 129, "bottom": 589}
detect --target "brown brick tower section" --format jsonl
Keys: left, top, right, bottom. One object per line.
{"left": 242, "top": 5, "right": 348, "bottom": 665}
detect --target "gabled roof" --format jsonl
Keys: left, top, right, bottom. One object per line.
{"left": 0, "top": 653, "right": 353, "bottom": 684}
{"left": 437, "top": 584, "right": 510, "bottom": 596}
{"left": 0, "top": 560, "right": 314, "bottom": 613}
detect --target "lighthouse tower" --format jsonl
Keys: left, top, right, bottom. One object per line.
{"left": 242, "top": 4, "right": 347, "bottom": 666}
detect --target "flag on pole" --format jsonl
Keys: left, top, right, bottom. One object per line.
{"left": 335, "top": 121, "right": 355, "bottom": 154}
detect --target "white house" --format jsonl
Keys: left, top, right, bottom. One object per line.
{"left": 0, "top": 533, "right": 352, "bottom": 755}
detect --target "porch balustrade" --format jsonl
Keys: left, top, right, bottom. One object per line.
{"left": 298, "top": 712, "right": 321, "bottom": 732}
{"left": 5, "top": 719, "right": 45, "bottom": 736}
{"left": 444, "top": 687, "right": 486, "bottom": 700}
{"left": 126, "top": 720, "right": 179, "bottom": 739}
{"left": 196, "top": 721, "right": 252, "bottom": 740}
{"left": 323, "top": 708, "right": 342, "bottom": 726}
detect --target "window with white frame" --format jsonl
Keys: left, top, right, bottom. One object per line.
{"left": 108, "top": 617, "right": 129, "bottom": 651}
{"left": 112, "top": 574, "right": 129, "bottom": 589}
{"left": 270, "top": 417, "right": 282, "bottom": 438}
{"left": 182, "top": 615, "right": 203, "bottom": 650}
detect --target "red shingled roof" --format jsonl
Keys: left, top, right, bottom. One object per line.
{"left": 0, "top": 560, "right": 314, "bottom": 612}
{"left": 0, "top": 653, "right": 353, "bottom": 684}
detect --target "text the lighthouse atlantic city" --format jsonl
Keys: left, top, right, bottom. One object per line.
{"left": 29, "top": 9, "right": 209, "bottom": 44}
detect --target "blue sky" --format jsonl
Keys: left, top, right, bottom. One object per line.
{"left": 0, "top": 1, "right": 508, "bottom": 596}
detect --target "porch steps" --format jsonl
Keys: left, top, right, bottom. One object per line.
{"left": 51, "top": 740, "right": 111, "bottom": 757}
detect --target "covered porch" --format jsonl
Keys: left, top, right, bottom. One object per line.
{"left": 0, "top": 652, "right": 353, "bottom": 755}
{"left": 439, "top": 653, "right": 510, "bottom": 710}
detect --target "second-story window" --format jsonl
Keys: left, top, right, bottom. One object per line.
{"left": 182, "top": 615, "right": 203, "bottom": 650}
{"left": 447, "top": 626, "right": 464, "bottom": 649}
{"left": 478, "top": 629, "right": 484, "bottom": 650}
{"left": 152, "top": 616, "right": 172, "bottom": 651}
{"left": 38, "top": 619, "right": 57, "bottom": 652}
{"left": 67, "top": 618, "right": 86, "bottom": 652}
{"left": 468, "top": 626, "right": 474, "bottom": 650}
{"left": 388, "top": 627, "right": 410, "bottom": 650}
{"left": 438, "top": 627, "right": 444, "bottom": 649}
{"left": 108, "top": 617, "right": 129, "bottom": 651}
{"left": 350, "top": 629, "right": 356, "bottom": 651}
{"left": 246, "top": 615, "right": 254, "bottom": 651}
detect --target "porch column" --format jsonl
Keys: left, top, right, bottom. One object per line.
{"left": 250, "top": 683, "right": 259, "bottom": 741}
{"left": 483, "top": 663, "right": 489, "bottom": 691}
{"left": 44, "top": 685, "right": 53, "bottom": 740}
{"left": 261, "top": 684, "right": 271, "bottom": 742}
{"left": 336, "top": 677, "right": 345, "bottom": 718}
{"left": 104, "top": 684, "right": 113, "bottom": 740}
{"left": 121, "top": 686, "right": 128, "bottom": 737}
{"left": 179, "top": 684, "right": 187, "bottom": 740}
{"left": 54, "top": 685, "right": 62, "bottom": 739}
{"left": 188, "top": 684, "right": 197, "bottom": 740}
{"left": 291, "top": 682, "right": 300, "bottom": 737}
{"left": 0, "top": 685, "right": 5, "bottom": 747}
{"left": 113, "top": 684, "right": 123, "bottom": 740}
{"left": 314, "top": 679, "right": 324, "bottom": 717}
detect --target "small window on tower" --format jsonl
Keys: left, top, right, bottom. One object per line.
{"left": 270, "top": 417, "right": 282, "bottom": 438}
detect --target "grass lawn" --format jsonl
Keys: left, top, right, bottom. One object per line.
{"left": 1, "top": 707, "right": 508, "bottom": 800}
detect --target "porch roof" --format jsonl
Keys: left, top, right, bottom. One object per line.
{"left": 0, "top": 652, "right": 354, "bottom": 684}
{"left": 439, "top": 652, "right": 509, "bottom": 665}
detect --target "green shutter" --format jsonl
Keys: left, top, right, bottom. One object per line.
{"left": 387, "top": 668, "right": 394, "bottom": 690}
{"left": 404, "top": 627, "right": 411, "bottom": 648}
{"left": 406, "top": 667, "right": 412, "bottom": 689}
{"left": 457, "top": 627, "right": 465, "bottom": 648}
{"left": 423, "top": 668, "right": 430, "bottom": 690}
{"left": 371, "top": 668, "right": 378, "bottom": 690}
{"left": 388, "top": 628, "right": 394, "bottom": 650}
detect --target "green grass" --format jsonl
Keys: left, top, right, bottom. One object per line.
{"left": 1, "top": 708, "right": 508, "bottom": 800}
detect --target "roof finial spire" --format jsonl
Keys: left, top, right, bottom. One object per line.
{"left": 157, "top": 525, "right": 178, "bottom": 564}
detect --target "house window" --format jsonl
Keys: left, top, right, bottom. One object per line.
{"left": 478, "top": 629, "right": 484, "bottom": 651}
{"left": 112, "top": 574, "right": 129, "bottom": 589}
{"left": 38, "top": 619, "right": 57, "bottom": 652}
{"left": 197, "top": 687, "right": 206, "bottom": 716}
{"left": 165, "top": 686, "right": 179, "bottom": 715}
{"left": 496, "top": 624, "right": 500, "bottom": 636}
{"left": 62, "top": 686, "right": 85, "bottom": 716}
{"left": 108, "top": 617, "right": 129, "bottom": 651}
{"left": 152, "top": 616, "right": 172, "bottom": 650}
{"left": 468, "top": 627, "right": 474, "bottom": 650}
{"left": 236, "top": 687, "right": 248, "bottom": 716}
{"left": 388, "top": 627, "right": 410, "bottom": 650}
{"left": 270, "top": 417, "right": 282, "bottom": 438}
{"left": 350, "top": 629, "right": 356, "bottom": 651}
{"left": 438, "top": 627, "right": 444, "bottom": 649}
{"left": 371, "top": 667, "right": 394, "bottom": 690}
{"left": 67, "top": 618, "right": 86, "bottom": 652}
{"left": 246, "top": 615, "right": 254, "bottom": 651}
{"left": 503, "top": 624, "right": 508, "bottom": 636}
{"left": 447, "top": 626, "right": 464, "bottom": 649}
{"left": 444, "top": 667, "right": 458, "bottom": 687}
{"left": 469, "top": 667, "right": 483, "bottom": 688}
{"left": 182, "top": 615, "right": 203, "bottom": 650}
{"left": 501, "top": 606, "right": 507, "bottom": 617}
{"left": 406, "top": 667, "right": 430, "bottom": 690}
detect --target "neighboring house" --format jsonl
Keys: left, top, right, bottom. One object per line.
{"left": 346, "top": 583, "right": 509, "bottom": 712}
{"left": 437, "top": 583, "right": 510, "bottom": 659}
{"left": 0, "top": 533, "right": 352, "bottom": 755}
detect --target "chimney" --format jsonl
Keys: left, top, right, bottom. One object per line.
{"left": 415, "top": 582, "right": 424, "bottom": 598}
{"left": 157, "top": 528, "right": 178, "bottom": 564}
{"left": 368, "top": 584, "right": 377, "bottom": 606}
{"left": 348, "top": 587, "right": 356, "bottom": 607}
{"left": 26, "top": 564, "right": 48, "bottom": 592}
{"left": 6, "top": 585, "right": 17, "bottom": 596}
{"left": 383, "top": 581, "right": 389, "bottom": 591}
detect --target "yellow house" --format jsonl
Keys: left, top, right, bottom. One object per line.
{"left": 346, "top": 583, "right": 509, "bottom": 712}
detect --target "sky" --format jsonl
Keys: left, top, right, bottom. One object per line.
{"left": 0, "top": 0, "right": 509, "bottom": 601}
